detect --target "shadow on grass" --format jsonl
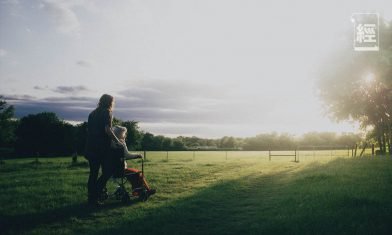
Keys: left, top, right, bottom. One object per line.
{"left": 68, "top": 161, "right": 89, "bottom": 168}
{"left": 0, "top": 198, "right": 143, "bottom": 234}
{"left": 91, "top": 158, "right": 392, "bottom": 235}
{"left": 2, "top": 158, "right": 392, "bottom": 235}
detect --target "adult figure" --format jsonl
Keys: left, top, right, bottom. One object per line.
{"left": 85, "top": 94, "right": 120, "bottom": 206}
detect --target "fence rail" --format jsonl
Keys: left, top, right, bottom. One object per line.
{"left": 134, "top": 148, "right": 377, "bottom": 162}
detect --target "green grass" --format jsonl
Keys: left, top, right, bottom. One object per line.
{"left": 0, "top": 152, "right": 391, "bottom": 234}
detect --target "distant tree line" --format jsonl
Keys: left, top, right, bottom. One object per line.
{"left": 242, "top": 132, "right": 361, "bottom": 151}
{"left": 0, "top": 97, "right": 363, "bottom": 157}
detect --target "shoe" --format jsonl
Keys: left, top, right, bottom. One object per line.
{"left": 147, "top": 189, "right": 156, "bottom": 197}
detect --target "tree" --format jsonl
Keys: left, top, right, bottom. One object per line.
{"left": 172, "top": 138, "right": 186, "bottom": 150}
{"left": 242, "top": 133, "right": 296, "bottom": 150}
{"left": 75, "top": 122, "right": 87, "bottom": 154}
{"left": 318, "top": 17, "right": 392, "bottom": 154}
{"left": 300, "top": 132, "right": 336, "bottom": 147}
{"left": 220, "top": 136, "right": 236, "bottom": 149}
{"left": 15, "top": 112, "right": 74, "bottom": 156}
{"left": 162, "top": 137, "right": 172, "bottom": 150}
{"left": 121, "top": 120, "right": 142, "bottom": 150}
{"left": 336, "top": 133, "right": 362, "bottom": 147}
{"left": 141, "top": 132, "right": 156, "bottom": 150}
{"left": 0, "top": 97, "right": 17, "bottom": 148}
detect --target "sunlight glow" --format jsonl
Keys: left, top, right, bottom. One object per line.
{"left": 2, "top": 0, "right": 390, "bottom": 137}
{"left": 363, "top": 72, "right": 375, "bottom": 84}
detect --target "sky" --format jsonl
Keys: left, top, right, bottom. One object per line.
{"left": 0, "top": 0, "right": 391, "bottom": 138}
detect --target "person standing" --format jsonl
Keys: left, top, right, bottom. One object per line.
{"left": 85, "top": 94, "right": 120, "bottom": 206}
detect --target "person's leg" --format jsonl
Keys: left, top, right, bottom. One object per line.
{"left": 141, "top": 174, "right": 156, "bottom": 196}
{"left": 96, "top": 155, "right": 114, "bottom": 198}
{"left": 140, "top": 173, "right": 151, "bottom": 191}
{"left": 127, "top": 168, "right": 151, "bottom": 190}
{"left": 87, "top": 157, "right": 100, "bottom": 203}
{"left": 125, "top": 168, "right": 155, "bottom": 196}
{"left": 125, "top": 168, "right": 142, "bottom": 190}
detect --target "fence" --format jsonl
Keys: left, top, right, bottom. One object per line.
{"left": 136, "top": 148, "right": 371, "bottom": 163}
{"left": 268, "top": 150, "right": 297, "bottom": 162}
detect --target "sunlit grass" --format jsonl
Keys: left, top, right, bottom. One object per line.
{"left": 0, "top": 152, "right": 391, "bottom": 234}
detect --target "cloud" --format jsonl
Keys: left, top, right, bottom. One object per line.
{"left": 4, "top": 94, "right": 36, "bottom": 101}
{"left": 4, "top": 78, "right": 237, "bottom": 124}
{"left": 3, "top": 85, "right": 318, "bottom": 138}
{"left": 3, "top": 80, "right": 279, "bottom": 136}
{"left": 5, "top": 93, "right": 217, "bottom": 125}
{"left": 40, "top": 0, "right": 81, "bottom": 35}
{"left": 53, "top": 85, "right": 88, "bottom": 94}
{"left": 0, "top": 48, "right": 7, "bottom": 57}
{"left": 76, "top": 60, "right": 91, "bottom": 67}
{"left": 33, "top": 85, "right": 87, "bottom": 94}
{"left": 33, "top": 86, "right": 47, "bottom": 90}
{"left": 115, "top": 79, "right": 276, "bottom": 125}
{"left": 5, "top": 94, "right": 96, "bottom": 121}
{"left": 117, "top": 79, "right": 227, "bottom": 110}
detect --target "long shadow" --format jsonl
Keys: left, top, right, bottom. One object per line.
{"left": 0, "top": 196, "right": 140, "bottom": 234}
{"left": 89, "top": 158, "right": 392, "bottom": 235}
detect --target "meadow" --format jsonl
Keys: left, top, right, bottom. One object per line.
{"left": 0, "top": 151, "right": 391, "bottom": 235}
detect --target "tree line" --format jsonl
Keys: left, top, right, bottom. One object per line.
{"left": 0, "top": 97, "right": 362, "bottom": 157}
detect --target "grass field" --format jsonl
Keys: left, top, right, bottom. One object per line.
{"left": 0, "top": 151, "right": 391, "bottom": 234}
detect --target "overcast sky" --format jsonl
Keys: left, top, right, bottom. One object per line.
{"left": 1, "top": 0, "right": 391, "bottom": 138}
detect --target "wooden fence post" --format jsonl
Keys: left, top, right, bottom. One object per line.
{"left": 295, "top": 149, "right": 298, "bottom": 162}
{"left": 372, "top": 144, "right": 375, "bottom": 157}
{"left": 354, "top": 144, "right": 358, "bottom": 157}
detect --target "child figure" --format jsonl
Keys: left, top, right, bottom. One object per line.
{"left": 112, "top": 125, "right": 156, "bottom": 197}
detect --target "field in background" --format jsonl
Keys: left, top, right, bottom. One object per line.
{"left": 1, "top": 151, "right": 391, "bottom": 234}
{"left": 141, "top": 149, "right": 365, "bottom": 162}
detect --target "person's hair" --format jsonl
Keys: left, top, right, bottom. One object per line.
{"left": 97, "top": 94, "right": 114, "bottom": 111}
{"left": 113, "top": 125, "right": 127, "bottom": 139}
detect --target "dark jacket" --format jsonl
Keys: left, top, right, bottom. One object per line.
{"left": 85, "top": 108, "right": 112, "bottom": 159}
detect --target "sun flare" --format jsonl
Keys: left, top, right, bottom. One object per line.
{"left": 363, "top": 72, "right": 375, "bottom": 84}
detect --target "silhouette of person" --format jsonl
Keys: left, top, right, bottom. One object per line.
{"left": 85, "top": 94, "right": 121, "bottom": 206}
